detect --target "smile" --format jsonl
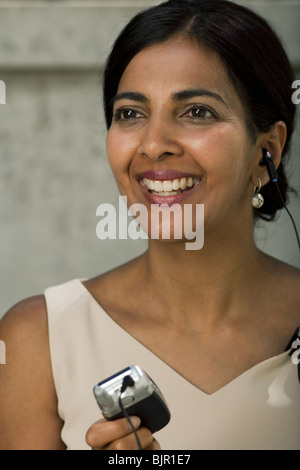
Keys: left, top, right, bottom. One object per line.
{"left": 141, "top": 177, "right": 200, "bottom": 196}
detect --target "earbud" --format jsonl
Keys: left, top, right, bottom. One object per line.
{"left": 260, "top": 149, "right": 278, "bottom": 182}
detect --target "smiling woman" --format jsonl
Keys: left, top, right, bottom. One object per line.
{"left": 0, "top": 0, "right": 300, "bottom": 451}
{"left": 106, "top": 36, "right": 255, "bottom": 242}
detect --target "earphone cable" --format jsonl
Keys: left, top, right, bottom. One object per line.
{"left": 274, "top": 181, "right": 300, "bottom": 253}
{"left": 118, "top": 376, "right": 143, "bottom": 450}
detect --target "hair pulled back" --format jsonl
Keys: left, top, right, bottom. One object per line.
{"left": 103, "top": 0, "right": 296, "bottom": 221}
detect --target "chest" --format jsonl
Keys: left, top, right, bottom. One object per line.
{"left": 130, "top": 323, "right": 293, "bottom": 394}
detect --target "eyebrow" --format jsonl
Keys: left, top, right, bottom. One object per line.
{"left": 172, "top": 89, "right": 229, "bottom": 108}
{"left": 111, "top": 92, "right": 148, "bottom": 107}
{"left": 111, "top": 88, "right": 229, "bottom": 108}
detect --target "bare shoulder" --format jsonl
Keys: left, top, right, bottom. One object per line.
{"left": 275, "top": 259, "right": 300, "bottom": 291}
{"left": 284, "top": 263, "right": 300, "bottom": 319}
{"left": 1, "top": 294, "right": 48, "bottom": 339}
{"left": 267, "top": 256, "right": 300, "bottom": 324}
{"left": 0, "top": 295, "right": 51, "bottom": 371}
{"left": 0, "top": 295, "right": 65, "bottom": 449}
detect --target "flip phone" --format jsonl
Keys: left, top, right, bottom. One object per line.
{"left": 93, "top": 365, "right": 171, "bottom": 433}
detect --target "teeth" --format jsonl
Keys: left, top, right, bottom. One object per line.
{"left": 152, "top": 191, "right": 178, "bottom": 196}
{"left": 142, "top": 177, "right": 199, "bottom": 194}
{"left": 163, "top": 180, "right": 173, "bottom": 192}
{"left": 187, "top": 177, "right": 194, "bottom": 188}
{"left": 173, "top": 179, "right": 180, "bottom": 191}
{"left": 153, "top": 180, "right": 163, "bottom": 192}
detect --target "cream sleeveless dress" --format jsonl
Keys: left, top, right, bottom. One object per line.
{"left": 44, "top": 278, "right": 300, "bottom": 450}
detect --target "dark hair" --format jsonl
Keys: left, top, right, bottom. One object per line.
{"left": 103, "top": 0, "right": 296, "bottom": 221}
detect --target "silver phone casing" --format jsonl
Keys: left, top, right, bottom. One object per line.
{"left": 93, "top": 365, "right": 171, "bottom": 433}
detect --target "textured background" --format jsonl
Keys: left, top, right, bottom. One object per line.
{"left": 0, "top": 0, "right": 300, "bottom": 316}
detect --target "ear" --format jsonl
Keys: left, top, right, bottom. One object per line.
{"left": 251, "top": 121, "right": 287, "bottom": 186}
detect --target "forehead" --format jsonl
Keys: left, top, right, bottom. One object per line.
{"left": 117, "top": 36, "right": 239, "bottom": 108}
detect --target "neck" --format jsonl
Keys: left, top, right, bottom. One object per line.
{"left": 139, "top": 223, "right": 267, "bottom": 331}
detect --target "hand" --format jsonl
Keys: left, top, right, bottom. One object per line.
{"left": 86, "top": 416, "right": 161, "bottom": 450}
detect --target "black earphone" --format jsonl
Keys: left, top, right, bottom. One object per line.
{"left": 262, "top": 149, "right": 279, "bottom": 183}
{"left": 261, "top": 148, "right": 300, "bottom": 254}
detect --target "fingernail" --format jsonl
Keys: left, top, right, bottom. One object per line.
{"left": 130, "top": 416, "right": 141, "bottom": 428}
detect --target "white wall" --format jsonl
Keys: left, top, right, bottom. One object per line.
{"left": 1, "top": 0, "right": 300, "bottom": 316}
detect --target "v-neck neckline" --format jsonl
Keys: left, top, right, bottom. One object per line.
{"left": 78, "top": 279, "right": 295, "bottom": 397}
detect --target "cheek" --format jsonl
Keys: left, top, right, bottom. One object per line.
{"left": 106, "top": 129, "right": 140, "bottom": 202}
{"left": 106, "top": 129, "right": 131, "bottom": 178}
{"left": 187, "top": 125, "right": 254, "bottom": 219}
{"left": 189, "top": 125, "right": 252, "bottom": 182}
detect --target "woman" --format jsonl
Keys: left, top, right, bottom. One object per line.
{"left": 1, "top": 0, "right": 300, "bottom": 450}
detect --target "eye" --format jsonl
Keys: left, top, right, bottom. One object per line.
{"left": 113, "top": 108, "right": 143, "bottom": 121}
{"left": 184, "top": 106, "right": 216, "bottom": 120}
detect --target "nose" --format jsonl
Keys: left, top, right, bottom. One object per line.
{"left": 137, "top": 116, "right": 183, "bottom": 161}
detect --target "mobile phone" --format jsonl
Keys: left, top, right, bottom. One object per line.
{"left": 93, "top": 365, "right": 171, "bottom": 433}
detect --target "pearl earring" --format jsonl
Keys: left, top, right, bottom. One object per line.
{"left": 252, "top": 177, "right": 264, "bottom": 208}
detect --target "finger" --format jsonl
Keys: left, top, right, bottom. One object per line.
{"left": 86, "top": 416, "right": 141, "bottom": 449}
{"left": 145, "top": 437, "right": 161, "bottom": 450}
{"left": 105, "top": 426, "right": 155, "bottom": 451}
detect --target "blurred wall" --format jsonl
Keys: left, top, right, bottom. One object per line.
{"left": 0, "top": 0, "right": 300, "bottom": 316}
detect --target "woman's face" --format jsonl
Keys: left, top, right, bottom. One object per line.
{"left": 106, "top": 36, "right": 259, "bottom": 241}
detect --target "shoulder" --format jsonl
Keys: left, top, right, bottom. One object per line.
{"left": 1, "top": 278, "right": 86, "bottom": 338}
{"left": 0, "top": 295, "right": 65, "bottom": 449}
{"left": 0, "top": 294, "right": 50, "bottom": 393}
{"left": 267, "top": 257, "right": 300, "bottom": 324}
{"left": 0, "top": 294, "right": 48, "bottom": 347}
{"left": 0, "top": 294, "right": 50, "bottom": 395}
{"left": 263, "top": 252, "right": 300, "bottom": 287}
{"left": 274, "top": 259, "right": 300, "bottom": 291}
